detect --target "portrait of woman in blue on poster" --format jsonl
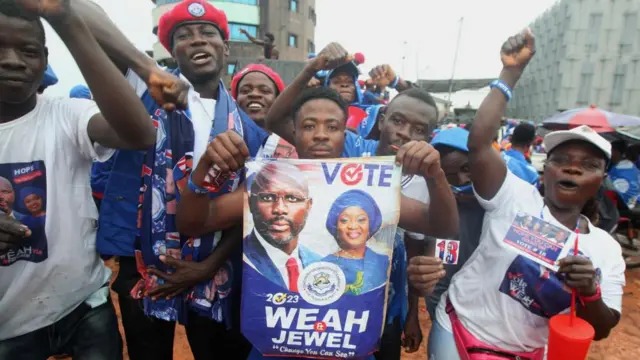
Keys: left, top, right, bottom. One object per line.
{"left": 241, "top": 157, "right": 401, "bottom": 359}
{"left": 323, "top": 189, "right": 389, "bottom": 295}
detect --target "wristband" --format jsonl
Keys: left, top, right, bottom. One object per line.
{"left": 188, "top": 174, "right": 209, "bottom": 195}
{"left": 579, "top": 283, "right": 602, "bottom": 304}
{"left": 489, "top": 79, "right": 512, "bottom": 101}
{"left": 389, "top": 75, "right": 400, "bottom": 89}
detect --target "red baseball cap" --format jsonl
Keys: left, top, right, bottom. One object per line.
{"left": 157, "top": 0, "right": 230, "bottom": 52}
{"left": 231, "top": 64, "right": 285, "bottom": 99}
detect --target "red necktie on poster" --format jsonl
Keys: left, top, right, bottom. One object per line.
{"left": 286, "top": 258, "right": 300, "bottom": 292}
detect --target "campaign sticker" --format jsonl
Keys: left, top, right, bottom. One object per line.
{"left": 435, "top": 239, "right": 460, "bottom": 265}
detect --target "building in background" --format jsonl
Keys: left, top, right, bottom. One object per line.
{"left": 507, "top": 0, "right": 640, "bottom": 121}
{"left": 150, "top": 0, "right": 316, "bottom": 80}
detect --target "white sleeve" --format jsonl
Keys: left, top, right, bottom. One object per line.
{"left": 402, "top": 176, "right": 430, "bottom": 240}
{"left": 473, "top": 170, "right": 535, "bottom": 213}
{"left": 599, "top": 241, "right": 626, "bottom": 313}
{"left": 125, "top": 68, "right": 150, "bottom": 98}
{"left": 58, "top": 98, "right": 115, "bottom": 162}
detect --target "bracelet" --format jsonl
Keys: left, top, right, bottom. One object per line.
{"left": 579, "top": 283, "right": 602, "bottom": 304}
{"left": 188, "top": 174, "right": 209, "bottom": 195}
{"left": 489, "top": 79, "right": 512, "bottom": 101}
{"left": 389, "top": 75, "right": 400, "bottom": 89}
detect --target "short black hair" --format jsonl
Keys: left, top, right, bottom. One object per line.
{"left": 611, "top": 140, "right": 627, "bottom": 155}
{"left": 511, "top": 123, "right": 536, "bottom": 147}
{"left": 0, "top": 1, "right": 46, "bottom": 43}
{"left": 291, "top": 87, "right": 348, "bottom": 123}
{"left": 265, "top": 32, "right": 275, "bottom": 42}
{"left": 392, "top": 88, "right": 440, "bottom": 121}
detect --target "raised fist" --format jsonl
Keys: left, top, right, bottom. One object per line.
{"left": 500, "top": 28, "right": 536, "bottom": 71}
{"left": 310, "top": 42, "right": 353, "bottom": 72}
{"left": 369, "top": 64, "right": 397, "bottom": 89}
{"left": 15, "top": 0, "right": 70, "bottom": 19}
{"left": 147, "top": 67, "right": 189, "bottom": 112}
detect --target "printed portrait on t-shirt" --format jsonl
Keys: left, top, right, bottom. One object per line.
{"left": 498, "top": 253, "right": 601, "bottom": 318}
{"left": 0, "top": 161, "right": 48, "bottom": 266}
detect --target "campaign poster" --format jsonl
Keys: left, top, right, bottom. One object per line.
{"left": 0, "top": 161, "right": 48, "bottom": 266}
{"left": 503, "top": 212, "right": 576, "bottom": 271}
{"left": 241, "top": 157, "right": 401, "bottom": 358}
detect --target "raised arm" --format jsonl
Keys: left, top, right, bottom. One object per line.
{"left": 240, "top": 28, "right": 265, "bottom": 46}
{"left": 176, "top": 131, "right": 249, "bottom": 236}
{"left": 369, "top": 64, "right": 415, "bottom": 93}
{"left": 25, "top": 1, "right": 154, "bottom": 149}
{"left": 468, "top": 30, "right": 535, "bottom": 200}
{"left": 396, "top": 141, "right": 459, "bottom": 238}
{"left": 264, "top": 42, "right": 352, "bottom": 143}
{"left": 71, "top": 0, "right": 188, "bottom": 112}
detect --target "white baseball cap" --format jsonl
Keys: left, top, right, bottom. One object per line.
{"left": 543, "top": 125, "right": 612, "bottom": 160}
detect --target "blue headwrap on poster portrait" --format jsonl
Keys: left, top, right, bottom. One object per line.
{"left": 325, "top": 189, "right": 382, "bottom": 238}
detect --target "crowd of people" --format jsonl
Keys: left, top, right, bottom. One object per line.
{"left": 0, "top": 1, "right": 627, "bottom": 360}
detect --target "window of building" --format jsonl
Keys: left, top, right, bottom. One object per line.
{"left": 610, "top": 63, "right": 627, "bottom": 105}
{"left": 289, "top": 34, "right": 298, "bottom": 48}
{"left": 308, "top": 40, "right": 315, "bottom": 54}
{"left": 586, "top": 13, "right": 602, "bottom": 53}
{"left": 620, "top": 12, "right": 637, "bottom": 53}
{"left": 576, "top": 62, "right": 594, "bottom": 105}
{"left": 228, "top": 23, "right": 257, "bottom": 42}
{"left": 228, "top": 63, "right": 236, "bottom": 75}
{"left": 290, "top": 0, "right": 299, "bottom": 13}
{"left": 308, "top": 6, "right": 317, "bottom": 25}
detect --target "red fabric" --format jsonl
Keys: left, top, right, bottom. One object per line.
{"left": 286, "top": 258, "right": 300, "bottom": 292}
{"left": 568, "top": 105, "right": 615, "bottom": 133}
{"left": 353, "top": 52, "right": 365, "bottom": 65}
{"left": 157, "top": 0, "right": 230, "bottom": 52}
{"left": 230, "top": 64, "right": 285, "bottom": 99}
{"left": 346, "top": 106, "right": 367, "bottom": 129}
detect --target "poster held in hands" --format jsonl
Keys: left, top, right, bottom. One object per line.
{"left": 241, "top": 157, "right": 401, "bottom": 358}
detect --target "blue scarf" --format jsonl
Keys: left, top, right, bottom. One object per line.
{"left": 137, "top": 78, "right": 247, "bottom": 326}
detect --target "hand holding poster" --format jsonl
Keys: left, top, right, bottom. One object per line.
{"left": 241, "top": 157, "right": 401, "bottom": 358}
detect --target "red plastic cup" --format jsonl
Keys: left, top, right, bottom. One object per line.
{"left": 547, "top": 314, "right": 595, "bottom": 360}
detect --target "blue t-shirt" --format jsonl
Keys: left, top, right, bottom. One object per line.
{"left": 342, "top": 131, "right": 379, "bottom": 157}
{"left": 609, "top": 159, "right": 640, "bottom": 208}
{"left": 502, "top": 149, "right": 539, "bottom": 186}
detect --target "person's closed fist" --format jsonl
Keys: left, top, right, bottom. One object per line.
{"left": 407, "top": 256, "right": 446, "bottom": 295}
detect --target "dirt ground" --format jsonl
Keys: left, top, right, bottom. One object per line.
{"left": 52, "top": 263, "right": 640, "bottom": 360}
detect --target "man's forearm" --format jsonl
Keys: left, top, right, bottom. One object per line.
{"left": 425, "top": 171, "right": 458, "bottom": 238}
{"left": 49, "top": 11, "right": 154, "bottom": 146}
{"left": 72, "top": 0, "right": 155, "bottom": 78}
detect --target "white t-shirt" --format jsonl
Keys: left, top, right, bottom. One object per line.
{"left": 126, "top": 70, "right": 214, "bottom": 164}
{"left": 0, "top": 96, "right": 114, "bottom": 340}
{"left": 436, "top": 171, "right": 626, "bottom": 351}
{"left": 400, "top": 175, "right": 430, "bottom": 240}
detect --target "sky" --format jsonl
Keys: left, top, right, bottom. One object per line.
{"left": 43, "top": 0, "right": 559, "bottom": 106}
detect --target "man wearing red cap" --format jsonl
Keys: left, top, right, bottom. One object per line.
{"left": 71, "top": 0, "right": 283, "bottom": 359}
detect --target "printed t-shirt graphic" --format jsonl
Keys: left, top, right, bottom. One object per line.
{"left": 0, "top": 161, "right": 48, "bottom": 265}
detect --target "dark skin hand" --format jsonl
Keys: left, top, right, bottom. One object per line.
{"left": 0, "top": 215, "right": 31, "bottom": 255}
{"left": 264, "top": 42, "right": 353, "bottom": 144}
{"left": 468, "top": 29, "right": 535, "bottom": 200}
{"left": 147, "top": 225, "right": 242, "bottom": 299}
{"left": 71, "top": 0, "right": 189, "bottom": 112}
{"left": 558, "top": 256, "right": 620, "bottom": 340}
{"left": 176, "top": 131, "right": 248, "bottom": 237}
{"left": 16, "top": 0, "right": 156, "bottom": 150}
{"left": 407, "top": 256, "right": 445, "bottom": 296}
